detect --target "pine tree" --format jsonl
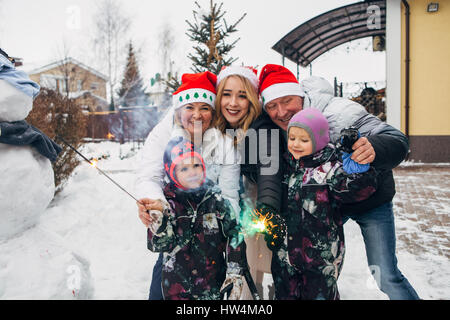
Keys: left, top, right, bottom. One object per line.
{"left": 117, "top": 42, "right": 149, "bottom": 107}
{"left": 165, "top": 0, "right": 246, "bottom": 91}
{"left": 187, "top": 0, "right": 246, "bottom": 74}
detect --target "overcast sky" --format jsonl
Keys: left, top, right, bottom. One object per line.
{"left": 0, "top": 0, "right": 386, "bottom": 90}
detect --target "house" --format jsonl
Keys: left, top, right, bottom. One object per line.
{"left": 386, "top": 0, "right": 449, "bottom": 162}
{"left": 28, "top": 57, "right": 109, "bottom": 112}
{"left": 271, "top": 0, "right": 449, "bottom": 162}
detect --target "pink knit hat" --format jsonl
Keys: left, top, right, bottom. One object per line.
{"left": 288, "top": 108, "right": 330, "bottom": 153}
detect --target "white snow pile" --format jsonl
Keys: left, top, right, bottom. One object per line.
{"left": 0, "top": 144, "right": 54, "bottom": 239}
{"left": 0, "top": 68, "right": 95, "bottom": 299}
{"left": 1, "top": 141, "right": 449, "bottom": 299}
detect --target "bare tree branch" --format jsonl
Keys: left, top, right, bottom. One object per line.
{"left": 91, "top": 0, "right": 131, "bottom": 111}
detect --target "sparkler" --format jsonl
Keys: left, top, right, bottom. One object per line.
{"left": 245, "top": 208, "right": 275, "bottom": 235}
{"left": 240, "top": 203, "right": 286, "bottom": 251}
{"left": 57, "top": 136, "right": 141, "bottom": 204}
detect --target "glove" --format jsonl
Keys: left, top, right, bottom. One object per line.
{"left": 256, "top": 203, "right": 286, "bottom": 251}
{"left": 263, "top": 213, "right": 286, "bottom": 251}
{"left": 148, "top": 210, "right": 165, "bottom": 235}
{"left": 336, "top": 127, "right": 370, "bottom": 174}
{"left": 341, "top": 151, "right": 370, "bottom": 174}
{"left": 338, "top": 126, "right": 360, "bottom": 154}
{"left": 220, "top": 262, "right": 244, "bottom": 300}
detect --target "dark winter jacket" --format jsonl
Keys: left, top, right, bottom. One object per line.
{"left": 147, "top": 179, "right": 247, "bottom": 300}
{"left": 241, "top": 77, "right": 408, "bottom": 216}
{"left": 240, "top": 112, "right": 284, "bottom": 211}
{"left": 272, "top": 144, "right": 377, "bottom": 300}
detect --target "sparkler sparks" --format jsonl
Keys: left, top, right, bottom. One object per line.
{"left": 244, "top": 208, "right": 277, "bottom": 236}
{"left": 90, "top": 158, "right": 98, "bottom": 167}
{"left": 238, "top": 201, "right": 286, "bottom": 250}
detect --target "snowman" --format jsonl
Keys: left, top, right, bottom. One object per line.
{"left": 0, "top": 50, "right": 55, "bottom": 240}
{"left": 0, "top": 50, "right": 92, "bottom": 299}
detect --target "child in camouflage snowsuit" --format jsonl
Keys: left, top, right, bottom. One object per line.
{"left": 272, "top": 108, "right": 378, "bottom": 300}
{"left": 146, "top": 136, "right": 247, "bottom": 300}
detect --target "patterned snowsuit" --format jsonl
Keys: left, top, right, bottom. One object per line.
{"left": 272, "top": 144, "right": 377, "bottom": 300}
{"left": 147, "top": 180, "right": 247, "bottom": 300}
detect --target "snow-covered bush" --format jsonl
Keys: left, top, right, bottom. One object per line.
{"left": 27, "top": 88, "right": 87, "bottom": 192}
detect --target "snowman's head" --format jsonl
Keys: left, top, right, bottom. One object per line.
{"left": 0, "top": 51, "right": 40, "bottom": 122}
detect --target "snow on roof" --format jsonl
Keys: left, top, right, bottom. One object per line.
{"left": 68, "top": 90, "right": 108, "bottom": 103}
{"left": 27, "top": 57, "right": 108, "bottom": 81}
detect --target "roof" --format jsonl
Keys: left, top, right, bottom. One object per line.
{"left": 272, "top": 0, "right": 386, "bottom": 67}
{"left": 69, "top": 90, "right": 108, "bottom": 103}
{"left": 28, "top": 57, "right": 108, "bottom": 81}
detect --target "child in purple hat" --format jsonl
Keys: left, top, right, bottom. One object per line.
{"left": 270, "top": 108, "right": 378, "bottom": 300}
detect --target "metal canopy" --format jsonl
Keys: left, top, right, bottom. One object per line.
{"left": 272, "top": 0, "right": 386, "bottom": 67}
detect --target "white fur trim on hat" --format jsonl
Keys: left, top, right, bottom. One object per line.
{"left": 216, "top": 66, "right": 259, "bottom": 90}
{"left": 260, "top": 82, "right": 304, "bottom": 108}
{"left": 172, "top": 88, "right": 216, "bottom": 110}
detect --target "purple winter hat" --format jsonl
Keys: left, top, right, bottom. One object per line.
{"left": 287, "top": 108, "right": 330, "bottom": 153}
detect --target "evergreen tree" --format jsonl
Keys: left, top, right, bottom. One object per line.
{"left": 165, "top": 0, "right": 246, "bottom": 91}
{"left": 117, "top": 42, "right": 149, "bottom": 107}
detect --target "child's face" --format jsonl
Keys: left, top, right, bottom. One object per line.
{"left": 175, "top": 157, "right": 204, "bottom": 189}
{"left": 288, "top": 127, "right": 313, "bottom": 160}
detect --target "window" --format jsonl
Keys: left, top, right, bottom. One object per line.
{"left": 40, "top": 74, "right": 58, "bottom": 90}
{"left": 90, "top": 82, "right": 99, "bottom": 90}
{"left": 77, "top": 80, "right": 83, "bottom": 91}
{"left": 58, "top": 79, "right": 67, "bottom": 93}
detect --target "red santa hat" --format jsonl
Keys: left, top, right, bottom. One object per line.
{"left": 172, "top": 71, "right": 217, "bottom": 110}
{"left": 216, "top": 65, "right": 259, "bottom": 91}
{"left": 258, "top": 64, "right": 304, "bottom": 109}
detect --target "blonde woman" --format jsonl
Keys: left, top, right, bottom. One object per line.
{"left": 215, "top": 66, "right": 261, "bottom": 142}
{"left": 215, "top": 66, "right": 277, "bottom": 300}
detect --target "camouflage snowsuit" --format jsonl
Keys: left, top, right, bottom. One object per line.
{"left": 272, "top": 144, "right": 377, "bottom": 300}
{"left": 147, "top": 180, "right": 247, "bottom": 300}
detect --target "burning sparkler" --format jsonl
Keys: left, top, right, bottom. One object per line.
{"left": 106, "top": 132, "right": 115, "bottom": 140}
{"left": 248, "top": 209, "right": 280, "bottom": 243}
{"left": 90, "top": 158, "right": 98, "bottom": 167}
{"left": 240, "top": 202, "right": 286, "bottom": 250}
{"left": 57, "top": 136, "right": 141, "bottom": 204}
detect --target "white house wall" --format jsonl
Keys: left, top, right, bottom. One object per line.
{"left": 386, "top": 0, "right": 402, "bottom": 130}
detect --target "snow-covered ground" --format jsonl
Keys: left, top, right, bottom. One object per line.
{"left": 0, "top": 141, "right": 448, "bottom": 300}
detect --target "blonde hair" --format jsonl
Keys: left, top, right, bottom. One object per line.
{"left": 214, "top": 75, "right": 262, "bottom": 145}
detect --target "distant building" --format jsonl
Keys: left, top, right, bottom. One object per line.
{"left": 147, "top": 80, "right": 172, "bottom": 108}
{"left": 386, "top": 0, "right": 450, "bottom": 162}
{"left": 28, "top": 57, "right": 109, "bottom": 112}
